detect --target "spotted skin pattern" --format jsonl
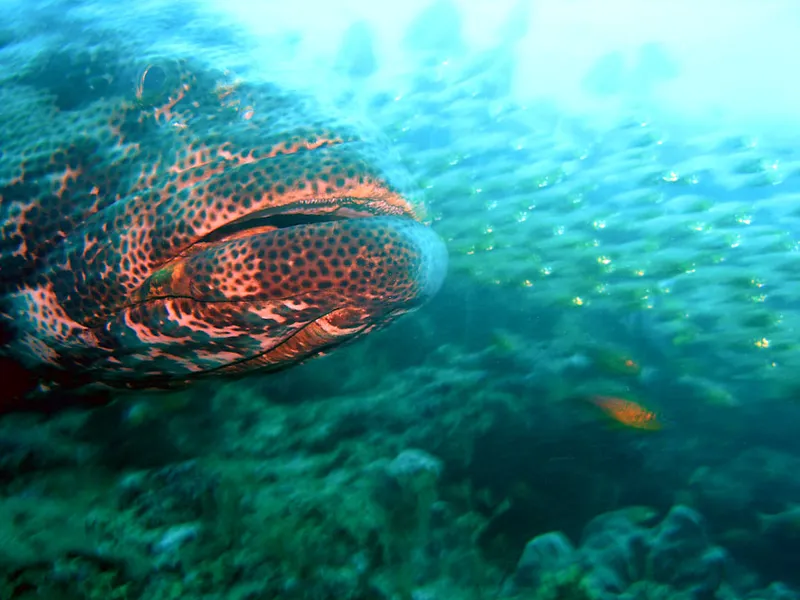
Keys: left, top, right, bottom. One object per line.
{"left": 0, "top": 56, "right": 447, "bottom": 403}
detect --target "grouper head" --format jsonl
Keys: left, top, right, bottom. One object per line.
{"left": 0, "top": 57, "right": 448, "bottom": 401}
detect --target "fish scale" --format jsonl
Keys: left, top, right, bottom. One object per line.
{"left": 0, "top": 34, "right": 448, "bottom": 406}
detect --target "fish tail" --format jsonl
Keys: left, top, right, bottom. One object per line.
{"left": 584, "top": 394, "right": 609, "bottom": 408}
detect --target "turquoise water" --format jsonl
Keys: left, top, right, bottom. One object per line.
{"left": 0, "top": 1, "right": 799, "bottom": 598}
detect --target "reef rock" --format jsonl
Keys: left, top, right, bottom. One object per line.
{"left": 505, "top": 505, "right": 797, "bottom": 600}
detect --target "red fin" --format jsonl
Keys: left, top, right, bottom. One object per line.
{"left": 0, "top": 356, "right": 40, "bottom": 411}
{"left": 0, "top": 356, "right": 113, "bottom": 415}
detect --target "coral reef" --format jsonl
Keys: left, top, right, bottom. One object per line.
{"left": 504, "top": 505, "right": 795, "bottom": 600}
{"left": 1, "top": 344, "right": 799, "bottom": 599}
{"left": 1, "top": 1, "right": 800, "bottom": 600}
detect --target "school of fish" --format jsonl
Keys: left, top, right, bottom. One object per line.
{"left": 2, "top": 0, "right": 799, "bottom": 419}
{"left": 337, "top": 5, "right": 800, "bottom": 413}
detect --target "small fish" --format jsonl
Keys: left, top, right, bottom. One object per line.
{"left": 562, "top": 345, "right": 642, "bottom": 377}
{"left": 489, "top": 329, "right": 522, "bottom": 354}
{"left": 621, "top": 505, "right": 660, "bottom": 525}
{"left": 715, "top": 527, "right": 757, "bottom": 548}
{"left": 757, "top": 505, "right": 800, "bottom": 539}
{"left": 600, "top": 505, "right": 660, "bottom": 526}
{"left": 585, "top": 395, "right": 662, "bottom": 431}
{"left": 587, "top": 347, "right": 642, "bottom": 377}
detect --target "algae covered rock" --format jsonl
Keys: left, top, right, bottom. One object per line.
{"left": 0, "top": 494, "right": 149, "bottom": 599}
{"left": 746, "top": 582, "right": 800, "bottom": 600}
{"left": 506, "top": 504, "right": 752, "bottom": 600}
{"left": 513, "top": 531, "right": 577, "bottom": 589}
{"left": 647, "top": 505, "right": 726, "bottom": 595}
{"left": 580, "top": 507, "right": 651, "bottom": 590}
{"left": 386, "top": 449, "right": 444, "bottom": 493}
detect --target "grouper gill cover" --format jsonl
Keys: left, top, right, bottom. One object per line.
{"left": 0, "top": 3, "right": 448, "bottom": 405}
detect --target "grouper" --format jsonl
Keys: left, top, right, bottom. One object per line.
{"left": 0, "top": 48, "right": 448, "bottom": 410}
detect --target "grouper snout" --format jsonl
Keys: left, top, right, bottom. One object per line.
{"left": 385, "top": 216, "right": 449, "bottom": 304}
{"left": 123, "top": 214, "right": 448, "bottom": 379}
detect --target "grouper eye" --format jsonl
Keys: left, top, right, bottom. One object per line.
{"left": 134, "top": 59, "right": 180, "bottom": 107}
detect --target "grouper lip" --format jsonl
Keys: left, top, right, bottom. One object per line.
{"left": 191, "top": 304, "right": 371, "bottom": 380}
{"left": 192, "top": 201, "right": 411, "bottom": 248}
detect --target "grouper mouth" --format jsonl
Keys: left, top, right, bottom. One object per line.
{"left": 143, "top": 202, "right": 449, "bottom": 309}
{"left": 193, "top": 204, "right": 363, "bottom": 245}
{"left": 122, "top": 205, "right": 448, "bottom": 383}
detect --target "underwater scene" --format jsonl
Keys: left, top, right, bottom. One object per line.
{"left": 1, "top": 0, "right": 800, "bottom": 598}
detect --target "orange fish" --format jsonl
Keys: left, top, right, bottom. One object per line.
{"left": 586, "top": 395, "right": 662, "bottom": 431}
{"left": 589, "top": 348, "right": 642, "bottom": 377}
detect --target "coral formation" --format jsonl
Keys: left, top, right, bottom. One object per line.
{"left": 1, "top": 1, "right": 799, "bottom": 600}
{"left": 505, "top": 505, "right": 794, "bottom": 600}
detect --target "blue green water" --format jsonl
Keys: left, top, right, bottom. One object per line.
{"left": 1, "top": 0, "right": 799, "bottom": 598}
